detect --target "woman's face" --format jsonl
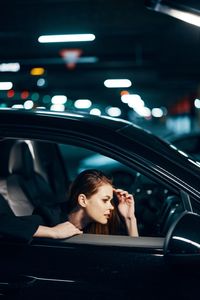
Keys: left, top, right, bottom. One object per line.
{"left": 84, "top": 183, "right": 114, "bottom": 224}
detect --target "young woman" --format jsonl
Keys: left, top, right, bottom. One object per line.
{"left": 66, "top": 169, "right": 138, "bottom": 237}
{"left": 0, "top": 169, "right": 138, "bottom": 243}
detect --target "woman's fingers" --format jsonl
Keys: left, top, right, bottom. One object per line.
{"left": 53, "top": 221, "right": 83, "bottom": 239}
{"left": 114, "top": 189, "right": 133, "bottom": 201}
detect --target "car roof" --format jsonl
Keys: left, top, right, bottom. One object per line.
{"left": 0, "top": 108, "right": 131, "bottom": 130}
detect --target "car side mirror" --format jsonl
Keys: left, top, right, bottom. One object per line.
{"left": 164, "top": 212, "right": 200, "bottom": 264}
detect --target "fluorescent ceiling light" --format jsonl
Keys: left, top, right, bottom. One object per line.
{"left": 38, "top": 34, "right": 95, "bottom": 43}
{"left": 0, "top": 63, "right": 20, "bottom": 72}
{"left": 74, "top": 99, "right": 92, "bottom": 109}
{"left": 51, "top": 95, "right": 67, "bottom": 105}
{"left": 0, "top": 82, "right": 13, "bottom": 90}
{"left": 147, "top": 0, "right": 200, "bottom": 27}
{"left": 104, "top": 79, "right": 132, "bottom": 88}
{"left": 153, "top": 3, "right": 200, "bottom": 27}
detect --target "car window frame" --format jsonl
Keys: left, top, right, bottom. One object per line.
{"left": 0, "top": 132, "right": 196, "bottom": 243}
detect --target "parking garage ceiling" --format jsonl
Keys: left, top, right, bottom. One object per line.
{"left": 0, "top": 0, "right": 200, "bottom": 113}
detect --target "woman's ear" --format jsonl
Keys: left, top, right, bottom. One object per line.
{"left": 78, "top": 194, "right": 87, "bottom": 208}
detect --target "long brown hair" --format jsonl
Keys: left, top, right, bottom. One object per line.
{"left": 66, "top": 169, "right": 124, "bottom": 235}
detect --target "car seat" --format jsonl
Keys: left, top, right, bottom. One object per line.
{"left": 32, "top": 140, "right": 70, "bottom": 203}
{"left": 6, "top": 141, "right": 62, "bottom": 223}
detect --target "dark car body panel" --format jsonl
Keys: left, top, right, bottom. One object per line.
{"left": 0, "top": 236, "right": 165, "bottom": 299}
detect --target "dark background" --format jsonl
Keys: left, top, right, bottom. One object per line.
{"left": 0, "top": 0, "right": 200, "bottom": 135}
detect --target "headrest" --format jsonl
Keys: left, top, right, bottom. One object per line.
{"left": 9, "top": 141, "right": 34, "bottom": 179}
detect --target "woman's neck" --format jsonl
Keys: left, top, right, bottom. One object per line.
{"left": 68, "top": 208, "right": 91, "bottom": 230}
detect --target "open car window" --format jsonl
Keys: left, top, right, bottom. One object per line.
{"left": 58, "top": 142, "right": 187, "bottom": 238}
{"left": 0, "top": 138, "right": 192, "bottom": 244}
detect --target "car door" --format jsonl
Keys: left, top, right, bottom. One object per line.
{"left": 1, "top": 221, "right": 200, "bottom": 300}
{"left": 0, "top": 235, "right": 163, "bottom": 299}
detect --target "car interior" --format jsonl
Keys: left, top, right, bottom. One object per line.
{"left": 0, "top": 137, "right": 192, "bottom": 239}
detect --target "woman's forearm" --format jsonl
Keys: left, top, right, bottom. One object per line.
{"left": 33, "top": 221, "right": 83, "bottom": 239}
{"left": 33, "top": 225, "right": 56, "bottom": 238}
{"left": 124, "top": 217, "right": 139, "bottom": 237}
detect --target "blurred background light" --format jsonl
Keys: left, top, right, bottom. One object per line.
{"left": 74, "top": 99, "right": 92, "bottom": 109}
{"left": 0, "top": 62, "right": 20, "bottom": 72}
{"left": 104, "top": 79, "right": 132, "bottom": 88}
{"left": 134, "top": 106, "right": 151, "bottom": 117}
{"left": 161, "top": 106, "right": 168, "bottom": 116}
{"left": 31, "top": 92, "right": 40, "bottom": 101}
{"left": 152, "top": 107, "right": 164, "bottom": 118}
{"left": 106, "top": 106, "right": 121, "bottom": 117}
{"left": 90, "top": 108, "right": 101, "bottom": 116}
{"left": 120, "top": 90, "right": 129, "bottom": 97}
{"left": 51, "top": 95, "right": 67, "bottom": 105}
{"left": 0, "top": 82, "right": 13, "bottom": 90}
{"left": 42, "top": 95, "right": 51, "bottom": 103}
{"left": 37, "top": 78, "right": 46, "bottom": 87}
{"left": 0, "top": 103, "right": 7, "bottom": 108}
{"left": 50, "top": 104, "right": 65, "bottom": 111}
{"left": 38, "top": 34, "right": 95, "bottom": 43}
{"left": 30, "top": 67, "right": 45, "bottom": 76}
{"left": 24, "top": 100, "right": 34, "bottom": 109}
{"left": 7, "top": 89, "right": 15, "bottom": 98}
{"left": 35, "top": 106, "right": 46, "bottom": 109}
{"left": 121, "top": 94, "right": 130, "bottom": 104}
{"left": 155, "top": 4, "right": 200, "bottom": 27}
{"left": 121, "top": 94, "right": 143, "bottom": 106}
{"left": 21, "top": 90, "right": 29, "bottom": 100}
{"left": 122, "top": 94, "right": 144, "bottom": 109}
{"left": 194, "top": 98, "right": 200, "bottom": 109}
{"left": 11, "top": 104, "right": 23, "bottom": 108}
{"left": 78, "top": 56, "right": 98, "bottom": 63}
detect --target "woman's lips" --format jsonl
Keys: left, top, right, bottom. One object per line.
{"left": 104, "top": 213, "right": 110, "bottom": 218}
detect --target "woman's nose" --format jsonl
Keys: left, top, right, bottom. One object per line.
{"left": 109, "top": 203, "right": 114, "bottom": 210}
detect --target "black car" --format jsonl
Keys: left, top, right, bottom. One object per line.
{"left": 0, "top": 109, "right": 200, "bottom": 300}
{"left": 166, "top": 132, "right": 200, "bottom": 161}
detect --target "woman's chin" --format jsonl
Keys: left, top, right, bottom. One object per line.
{"left": 102, "top": 218, "right": 108, "bottom": 224}
{"left": 97, "top": 218, "right": 108, "bottom": 225}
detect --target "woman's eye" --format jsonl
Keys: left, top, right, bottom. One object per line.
{"left": 103, "top": 199, "right": 108, "bottom": 203}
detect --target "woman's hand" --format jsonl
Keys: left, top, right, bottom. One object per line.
{"left": 114, "top": 188, "right": 138, "bottom": 237}
{"left": 51, "top": 221, "right": 83, "bottom": 239}
{"left": 114, "top": 189, "right": 136, "bottom": 220}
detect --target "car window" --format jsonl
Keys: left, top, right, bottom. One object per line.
{"left": 0, "top": 138, "right": 188, "bottom": 240}
{"left": 58, "top": 142, "right": 185, "bottom": 237}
